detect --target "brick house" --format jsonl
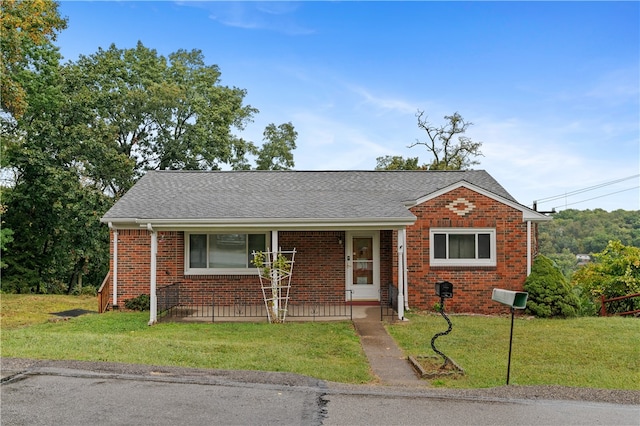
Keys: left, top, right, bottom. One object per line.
{"left": 100, "top": 170, "right": 550, "bottom": 324}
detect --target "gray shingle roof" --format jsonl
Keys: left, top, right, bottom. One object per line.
{"left": 101, "top": 170, "right": 519, "bottom": 223}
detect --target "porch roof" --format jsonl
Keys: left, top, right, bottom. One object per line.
{"left": 101, "top": 170, "right": 538, "bottom": 228}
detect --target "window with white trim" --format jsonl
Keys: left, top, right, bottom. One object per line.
{"left": 430, "top": 228, "right": 496, "bottom": 266}
{"left": 185, "top": 232, "right": 268, "bottom": 274}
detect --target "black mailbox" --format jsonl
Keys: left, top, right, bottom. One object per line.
{"left": 435, "top": 281, "right": 453, "bottom": 299}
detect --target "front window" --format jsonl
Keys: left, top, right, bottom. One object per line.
{"left": 430, "top": 228, "right": 496, "bottom": 266}
{"left": 186, "top": 233, "right": 268, "bottom": 274}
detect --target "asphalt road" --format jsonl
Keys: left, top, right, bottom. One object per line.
{"left": 2, "top": 362, "right": 638, "bottom": 426}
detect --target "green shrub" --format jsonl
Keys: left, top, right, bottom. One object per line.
{"left": 124, "top": 294, "right": 150, "bottom": 311}
{"left": 572, "top": 285, "right": 598, "bottom": 316}
{"left": 524, "top": 255, "right": 579, "bottom": 318}
{"left": 571, "top": 241, "right": 640, "bottom": 315}
{"left": 79, "top": 286, "right": 97, "bottom": 296}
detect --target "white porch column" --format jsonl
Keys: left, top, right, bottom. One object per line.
{"left": 270, "top": 230, "right": 279, "bottom": 315}
{"left": 271, "top": 230, "right": 279, "bottom": 259}
{"left": 148, "top": 224, "right": 157, "bottom": 325}
{"left": 526, "top": 220, "right": 532, "bottom": 276}
{"left": 397, "top": 228, "right": 406, "bottom": 320}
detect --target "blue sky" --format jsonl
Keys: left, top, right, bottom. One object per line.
{"left": 56, "top": 1, "right": 639, "bottom": 211}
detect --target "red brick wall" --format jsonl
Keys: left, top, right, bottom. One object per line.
{"left": 110, "top": 230, "right": 370, "bottom": 306}
{"left": 108, "top": 187, "right": 531, "bottom": 314}
{"left": 403, "top": 187, "right": 530, "bottom": 314}
{"left": 279, "top": 231, "right": 346, "bottom": 303}
{"left": 111, "top": 229, "right": 150, "bottom": 303}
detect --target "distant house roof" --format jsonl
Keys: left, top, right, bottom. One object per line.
{"left": 101, "top": 170, "right": 548, "bottom": 229}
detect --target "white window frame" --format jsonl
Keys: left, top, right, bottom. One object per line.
{"left": 184, "top": 232, "right": 270, "bottom": 275}
{"left": 429, "top": 228, "right": 497, "bottom": 267}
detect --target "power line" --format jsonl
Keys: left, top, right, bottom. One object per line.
{"left": 551, "top": 186, "right": 639, "bottom": 210}
{"left": 535, "top": 174, "right": 640, "bottom": 205}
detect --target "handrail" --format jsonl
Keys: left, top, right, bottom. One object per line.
{"left": 158, "top": 282, "right": 181, "bottom": 314}
{"left": 97, "top": 271, "right": 111, "bottom": 313}
{"left": 600, "top": 292, "right": 640, "bottom": 317}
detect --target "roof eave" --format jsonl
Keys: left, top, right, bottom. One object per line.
{"left": 103, "top": 216, "right": 416, "bottom": 230}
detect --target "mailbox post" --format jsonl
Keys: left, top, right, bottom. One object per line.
{"left": 431, "top": 281, "right": 454, "bottom": 368}
{"left": 492, "top": 288, "right": 528, "bottom": 385}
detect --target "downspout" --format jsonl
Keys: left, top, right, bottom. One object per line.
{"left": 108, "top": 223, "right": 118, "bottom": 308}
{"left": 397, "top": 228, "right": 405, "bottom": 320}
{"left": 526, "top": 220, "right": 532, "bottom": 276}
{"left": 403, "top": 228, "right": 408, "bottom": 312}
{"left": 147, "top": 223, "right": 158, "bottom": 325}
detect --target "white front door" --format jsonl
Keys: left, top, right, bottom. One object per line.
{"left": 346, "top": 231, "right": 380, "bottom": 301}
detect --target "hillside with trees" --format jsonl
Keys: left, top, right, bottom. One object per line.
{"left": 538, "top": 209, "right": 640, "bottom": 279}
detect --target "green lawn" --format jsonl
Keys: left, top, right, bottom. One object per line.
{"left": 1, "top": 295, "right": 372, "bottom": 383}
{"left": 387, "top": 311, "right": 640, "bottom": 389}
{"left": 0, "top": 294, "right": 97, "bottom": 329}
{"left": 1, "top": 295, "right": 638, "bottom": 388}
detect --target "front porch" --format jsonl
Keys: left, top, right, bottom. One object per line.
{"left": 156, "top": 282, "right": 399, "bottom": 323}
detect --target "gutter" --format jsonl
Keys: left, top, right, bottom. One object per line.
{"left": 101, "top": 216, "right": 416, "bottom": 229}
{"left": 108, "top": 223, "right": 118, "bottom": 308}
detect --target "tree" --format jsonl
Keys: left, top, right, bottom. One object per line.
{"left": 1, "top": 42, "right": 112, "bottom": 294}
{"left": 0, "top": 198, "right": 14, "bottom": 269}
{"left": 524, "top": 255, "right": 580, "bottom": 318}
{"left": 410, "top": 111, "right": 483, "bottom": 170}
{"left": 539, "top": 209, "right": 640, "bottom": 256}
{"left": 1, "top": 0, "right": 67, "bottom": 118}
{"left": 2, "top": 34, "right": 297, "bottom": 294}
{"left": 65, "top": 42, "right": 259, "bottom": 195}
{"left": 374, "top": 155, "right": 424, "bottom": 171}
{"left": 572, "top": 240, "right": 640, "bottom": 314}
{"left": 255, "top": 122, "right": 297, "bottom": 170}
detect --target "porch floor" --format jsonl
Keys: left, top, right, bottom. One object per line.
{"left": 158, "top": 304, "right": 396, "bottom": 323}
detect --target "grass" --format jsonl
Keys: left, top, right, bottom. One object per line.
{"left": 0, "top": 294, "right": 97, "bottom": 329}
{"left": 2, "top": 295, "right": 639, "bottom": 388}
{"left": 386, "top": 311, "right": 640, "bottom": 390}
{"left": 0, "top": 295, "right": 372, "bottom": 384}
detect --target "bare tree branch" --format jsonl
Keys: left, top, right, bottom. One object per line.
{"left": 409, "top": 110, "right": 483, "bottom": 170}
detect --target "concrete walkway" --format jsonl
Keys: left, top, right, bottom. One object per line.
{"left": 351, "top": 306, "right": 422, "bottom": 385}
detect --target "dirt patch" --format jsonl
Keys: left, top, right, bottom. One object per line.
{"left": 408, "top": 355, "right": 464, "bottom": 379}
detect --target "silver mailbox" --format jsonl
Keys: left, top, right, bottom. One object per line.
{"left": 492, "top": 288, "right": 528, "bottom": 309}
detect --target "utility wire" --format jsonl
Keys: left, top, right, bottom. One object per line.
{"left": 551, "top": 186, "right": 639, "bottom": 210}
{"left": 535, "top": 174, "right": 640, "bottom": 205}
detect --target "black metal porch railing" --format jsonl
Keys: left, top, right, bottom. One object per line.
{"left": 380, "top": 283, "right": 399, "bottom": 321}
{"left": 157, "top": 283, "right": 354, "bottom": 322}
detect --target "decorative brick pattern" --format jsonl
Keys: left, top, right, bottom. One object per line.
{"left": 446, "top": 197, "right": 476, "bottom": 216}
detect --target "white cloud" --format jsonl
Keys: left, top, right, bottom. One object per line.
{"left": 348, "top": 85, "right": 418, "bottom": 116}
{"left": 289, "top": 110, "right": 393, "bottom": 170}
{"left": 175, "top": 1, "right": 313, "bottom": 35}
{"left": 585, "top": 67, "right": 640, "bottom": 106}
{"left": 470, "top": 116, "right": 639, "bottom": 210}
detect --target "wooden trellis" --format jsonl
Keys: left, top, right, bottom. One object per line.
{"left": 252, "top": 248, "right": 296, "bottom": 323}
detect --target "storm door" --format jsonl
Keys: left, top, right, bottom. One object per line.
{"left": 345, "top": 231, "right": 380, "bottom": 301}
